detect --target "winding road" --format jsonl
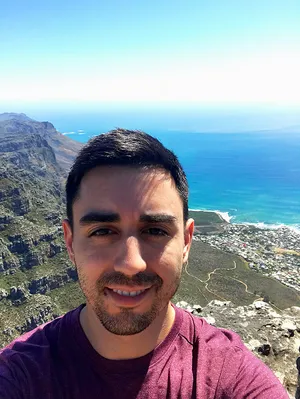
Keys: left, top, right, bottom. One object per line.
{"left": 184, "top": 260, "right": 264, "bottom": 303}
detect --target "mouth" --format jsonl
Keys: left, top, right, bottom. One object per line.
{"left": 104, "top": 286, "right": 152, "bottom": 307}
{"left": 111, "top": 288, "right": 148, "bottom": 297}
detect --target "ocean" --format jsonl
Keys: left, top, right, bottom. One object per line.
{"left": 52, "top": 115, "right": 300, "bottom": 229}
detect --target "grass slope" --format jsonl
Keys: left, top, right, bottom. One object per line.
{"left": 174, "top": 241, "right": 300, "bottom": 310}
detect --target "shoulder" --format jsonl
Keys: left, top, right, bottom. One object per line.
{"left": 175, "top": 306, "right": 248, "bottom": 376}
{"left": 0, "top": 305, "right": 84, "bottom": 398}
{"left": 177, "top": 307, "right": 252, "bottom": 374}
{"left": 0, "top": 310, "right": 64, "bottom": 376}
{"left": 1, "top": 304, "right": 83, "bottom": 355}
{"left": 0, "top": 305, "right": 83, "bottom": 397}
{"left": 175, "top": 307, "right": 289, "bottom": 398}
{"left": 176, "top": 305, "right": 246, "bottom": 351}
{"left": 1, "top": 312, "right": 64, "bottom": 357}
{"left": 0, "top": 317, "right": 60, "bottom": 399}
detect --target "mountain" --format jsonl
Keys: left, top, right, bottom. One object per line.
{"left": 0, "top": 114, "right": 85, "bottom": 348}
{"left": 0, "top": 113, "right": 82, "bottom": 171}
{"left": 0, "top": 113, "right": 34, "bottom": 122}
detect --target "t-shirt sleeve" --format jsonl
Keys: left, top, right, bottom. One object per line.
{"left": 0, "top": 350, "right": 27, "bottom": 399}
{"left": 221, "top": 344, "right": 290, "bottom": 399}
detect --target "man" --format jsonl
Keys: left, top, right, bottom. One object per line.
{"left": 0, "top": 129, "right": 289, "bottom": 398}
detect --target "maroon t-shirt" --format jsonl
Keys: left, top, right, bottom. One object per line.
{"left": 0, "top": 304, "right": 288, "bottom": 398}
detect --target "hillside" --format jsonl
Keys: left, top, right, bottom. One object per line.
{"left": 0, "top": 113, "right": 82, "bottom": 171}
{"left": 0, "top": 113, "right": 84, "bottom": 347}
{"left": 0, "top": 113, "right": 33, "bottom": 122}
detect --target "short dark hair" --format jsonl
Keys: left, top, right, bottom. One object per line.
{"left": 66, "top": 128, "right": 189, "bottom": 226}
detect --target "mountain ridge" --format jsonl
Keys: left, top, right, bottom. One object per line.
{"left": 0, "top": 113, "right": 83, "bottom": 172}
{"left": 0, "top": 113, "right": 34, "bottom": 122}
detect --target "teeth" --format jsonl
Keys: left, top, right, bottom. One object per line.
{"left": 112, "top": 289, "right": 146, "bottom": 297}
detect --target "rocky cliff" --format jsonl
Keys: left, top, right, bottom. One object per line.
{"left": 0, "top": 114, "right": 82, "bottom": 171}
{"left": 0, "top": 113, "right": 85, "bottom": 348}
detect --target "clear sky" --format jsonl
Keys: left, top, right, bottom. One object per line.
{"left": 1, "top": 0, "right": 300, "bottom": 112}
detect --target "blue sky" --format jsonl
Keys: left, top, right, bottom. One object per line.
{"left": 1, "top": 0, "right": 300, "bottom": 113}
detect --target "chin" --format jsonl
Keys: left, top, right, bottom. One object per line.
{"left": 95, "top": 305, "right": 160, "bottom": 335}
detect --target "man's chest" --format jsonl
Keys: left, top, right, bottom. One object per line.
{"left": 45, "top": 352, "right": 217, "bottom": 399}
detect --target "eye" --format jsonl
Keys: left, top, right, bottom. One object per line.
{"left": 90, "top": 228, "right": 115, "bottom": 237}
{"left": 143, "top": 227, "right": 168, "bottom": 236}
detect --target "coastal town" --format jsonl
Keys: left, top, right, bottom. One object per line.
{"left": 193, "top": 222, "right": 300, "bottom": 293}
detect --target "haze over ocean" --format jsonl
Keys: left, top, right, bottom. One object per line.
{"left": 49, "top": 111, "right": 300, "bottom": 229}
{"left": 2, "top": 0, "right": 300, "bottom": 229}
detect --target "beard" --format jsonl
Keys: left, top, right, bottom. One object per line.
{"left": 76, "top": 265, "right": 181, "bottom": 336}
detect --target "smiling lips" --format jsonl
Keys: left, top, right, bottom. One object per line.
{"left": 105, "top": 286, "right": 151, "bottom": 306}
{"left": 112, "top": 289, "right": 147, "bottom": 297}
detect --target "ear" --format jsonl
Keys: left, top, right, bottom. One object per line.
{"left": 183, "top": 218, "right": 194, "bottom": 263}
{"left": 62, "top": 219, "right": 75, "bottom": 264}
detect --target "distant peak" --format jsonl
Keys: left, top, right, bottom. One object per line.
{"left": 41, "top": 121, "right": 55, "bottom": 129}
{"left": 0, "top": 112, "right": 35, "bottom": 122}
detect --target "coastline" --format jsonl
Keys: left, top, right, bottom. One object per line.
{"left": 65, "top": 131, "right": 300, "bottom": 229}
{"left": 189, "top": 209, "right": 232, "bottom": 224}
{"left": 189, "top": 208, "right": 300, "bottom": 233}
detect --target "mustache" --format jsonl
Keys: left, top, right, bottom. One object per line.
{"left": 96, "top": 271, "right": 163, "bottom": 289}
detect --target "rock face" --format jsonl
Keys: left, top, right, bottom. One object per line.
{"left": 0, "top": 113, "right": 82, "bottom": 172}
{"left": 176, "top": 300, "right": 300, "bottom": 398}
{"left": 0, "top": 113, "right": 85, "bottom": 347}
{"left": 0, "top": 113, "right": 33, "bottom": 122}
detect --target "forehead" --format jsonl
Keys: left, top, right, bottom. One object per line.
{"left": 74, "top": 166, "right": 183, "bottom": 218}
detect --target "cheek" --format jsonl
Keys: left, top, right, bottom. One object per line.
{"left": 152, "top": 242, "right": 183, "bottom": 279}
{"left": 74, "top": 244, "right": 111, "bottom": 277}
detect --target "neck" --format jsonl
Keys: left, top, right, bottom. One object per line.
{"left": 80, "top": 303, "right": 175, "bottom": 360}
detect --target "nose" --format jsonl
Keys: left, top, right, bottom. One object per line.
{"left": 114, "top": 236, "right": 147, "bottom": 276}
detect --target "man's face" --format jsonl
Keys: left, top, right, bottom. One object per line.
{"left": 63, "top": 166, "right": 194, "bottom": 335}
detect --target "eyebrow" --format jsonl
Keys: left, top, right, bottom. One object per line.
{"left": 139, "top": 214, "right": 177, "bottom": 224}
{"left": 79, "top": 212, "right": 120, "bottom": 225}
{"left": 79, "top": 212, "right": 177, "bottom": 225}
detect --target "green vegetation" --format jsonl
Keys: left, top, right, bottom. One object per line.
{"left": 173, "top": 241, "right": 300, "bottom": 310}
{"left": 46, "top": 281, "right": 85, "bottom": 314}
{"left": 0, "top": 270, "right": 29, "bottom": 291}
{"left": 0, "top": 295, "right": 56, "bottom": 347}
{"left": 189, "top": 210, "right": 225, "bottom": 225}
{"left": 24, "top": 251, "right": 71, "bottom": 281}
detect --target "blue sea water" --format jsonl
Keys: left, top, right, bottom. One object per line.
{"left": 52, "top": 113, "right": 300, "bottom": 228}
